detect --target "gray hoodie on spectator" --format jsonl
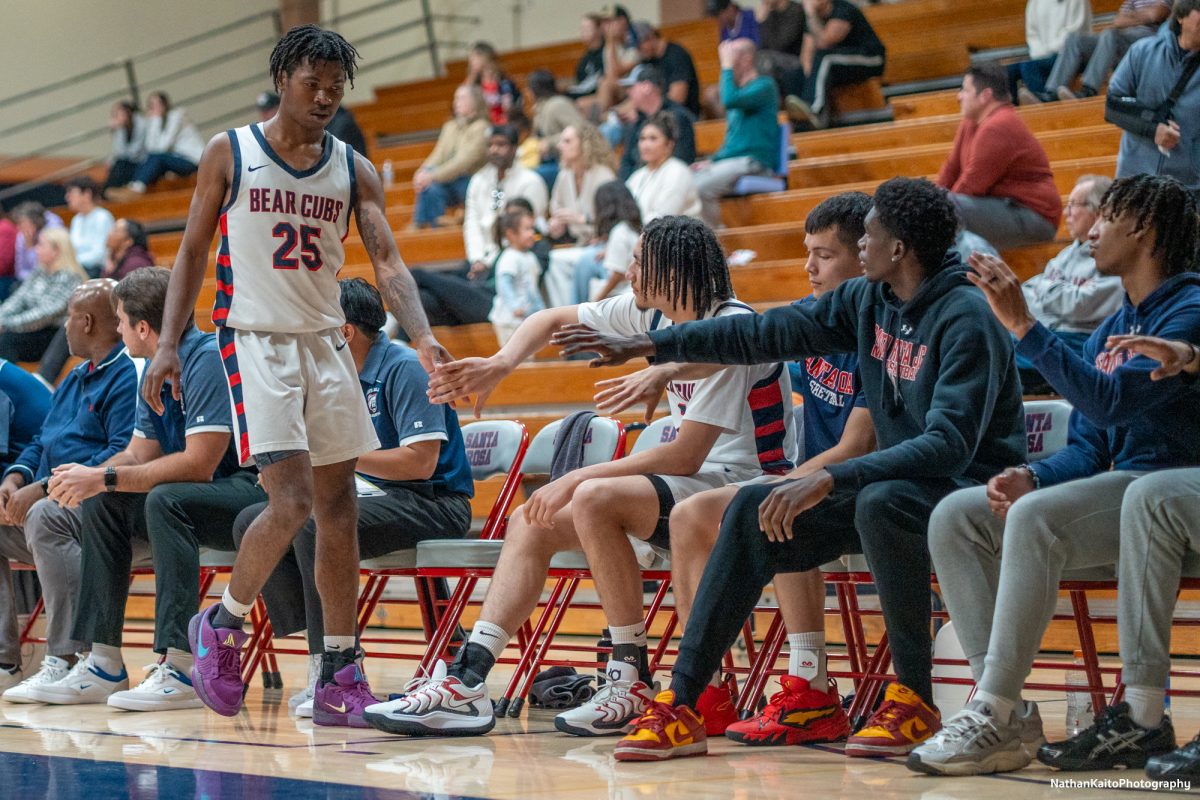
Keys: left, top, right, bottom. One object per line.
{"left": 1110, "top": 23, "right": 1200, "bottom": 189}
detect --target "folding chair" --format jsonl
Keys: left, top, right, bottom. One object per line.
{"left": 414, "top": 416, "right": 624, "bottom": 685}
{"left": 239, "top": 419, "right": 530, "bottom": 684}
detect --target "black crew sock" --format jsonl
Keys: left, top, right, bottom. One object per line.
{"left": 669, "top": 671, "right": 706, "bottom": 709}
{"left": 211, "top": 605, "right": 245, "bottom": 630}
{"left": 446, "top": 641, "right": 494, "bottom": 687}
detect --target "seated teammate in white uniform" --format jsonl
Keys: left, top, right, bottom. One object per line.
{"left": 362, "top": 215, "right": 795, "bottom": 738}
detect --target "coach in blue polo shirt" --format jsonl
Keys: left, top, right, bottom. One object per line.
{"left": 33, "top": 268, "right": 265, "bottom": 711}
{"left": 0, "top": 280, "right": 136, "bottom": 697}
{"left": 0, "top": 359, "right": 52, "bottom": 472}
{"left": 234, "top": 277, "right": 474, "bottom": 718}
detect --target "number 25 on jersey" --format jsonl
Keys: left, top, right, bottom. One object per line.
{"left": 272, "top": 222, "right": 323, "bottom": 271}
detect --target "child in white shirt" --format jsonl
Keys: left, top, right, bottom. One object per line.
{"left": 489, "top": 208, "right": 545, "bottom": 345}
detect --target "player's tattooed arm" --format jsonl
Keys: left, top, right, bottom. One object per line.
{"left": 353, "top": 152, "right": 451, "bottom": 371}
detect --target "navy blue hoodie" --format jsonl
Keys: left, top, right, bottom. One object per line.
{"left": 649, "top": 254, "right": 1026, "bottom": 490}
{"left": 1021, "top": 272, "right": 1200, "bottom": 487}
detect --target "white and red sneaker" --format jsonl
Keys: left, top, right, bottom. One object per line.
{"left": 554, "top": 679, "right": 657, "bottom": 736}
{"left": 363, "top": 660, "right": 494, "bottom": 737}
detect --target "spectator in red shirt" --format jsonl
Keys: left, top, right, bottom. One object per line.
{"left": 0, "top": 216, "right": 16, "bottom": 302}
{"left": 937, "top": 64, "right": 1062, "bottom": 251}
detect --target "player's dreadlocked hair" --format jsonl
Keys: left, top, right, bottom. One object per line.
{"left": 1100, "top": 174, "right": 1199, "bottom": 277}
{"left": 872, "top": 177, "right": 958, "bottom": 273}
{"left": 269, "top": 24, "right": 360, "bottom": 91}
{"left": 639, "top": 216, "right": 732, "bottom": 314}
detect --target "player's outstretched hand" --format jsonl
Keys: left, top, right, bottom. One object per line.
{"left": 550, "top": 324, "right": 654, "bottom": 366}
{"left": 411, "top": 333, "right": 453, "bottom": 375}
{"left": 143, "top": 346, "right": 182, "bottom": 415}
{"left": 756, "top": 470, "right": 834, "bottom": 542}
{"left": 594, "top": 366, "right": 670, "bottom": 422}
{"left": 428, "top": 357, "right": 504, "bottom": 417}
{"left": 1107, "top": 335, "right": 1200, "bottom": 380}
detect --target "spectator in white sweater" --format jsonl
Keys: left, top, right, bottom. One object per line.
{"left": 1017, "top": 174, "right": 1124, "bottom": 392}
{"left": 64, "top": 177, "right": 114, "bottom": 278}
{"left": 463, "top": 125, "right": 549, "bottom": 274}
{"left": 103, "top": 101, "right": 147, "bottom": 196}
{"left": 118, "top": 92, "right": 206, "bottom": 195}
{"left": 1012, "top": 0, "right": 1093, "bottom": 104}
{"left": 625, "top": 112, "right": 701, "bottom": 222}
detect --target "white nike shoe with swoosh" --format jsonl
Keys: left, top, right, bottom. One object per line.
{"left": 363, "top": 660, "right": 494, "bottom": 736}
{"left": 27, "top": 653, "right": 128, "bottom": 704}
{"left": 555, "top": 679, "right": 656, "bottom": 736}
{"left": 108, "top": 661, "right": 203, "bottom": 711}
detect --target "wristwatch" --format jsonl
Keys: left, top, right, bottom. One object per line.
{"left": 38, "top": 476, "right": 49, "bottom": 495}
{"left": 104, "top": 467, "right": 118, "bottom": 492}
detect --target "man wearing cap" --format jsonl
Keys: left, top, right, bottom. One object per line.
{"left": 256, "top": 91, "right": 280, "bottom": 122}
{"left": 616, "top": 64, "right": 697, "bottom": 181}
{"left": 633, "top": 23, "right": 701, "bottom": 117}
{"left": 692, "top": 38, "right": 780, "bottom": 227}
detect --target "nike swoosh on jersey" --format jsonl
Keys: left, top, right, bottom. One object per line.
{"left": 248, "top": 164, "right": 270, "bottom": 172}
{"left": 335, "top": 342, "right": 348, "bottom": 351}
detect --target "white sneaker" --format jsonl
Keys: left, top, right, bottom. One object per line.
{"left": 288, "top": 653, "right": 320, "bottom": 714}
{"left": 362, "top": 660, "right": 494, "bottom": 736}
{"left": 107, "top": 661, "right": 202, "bottom": 711}
{"left": 0, "top": 663, "right": 22, "bottom": 692}
{"left": 295, "top": 697, "right": 314, "bottom": 718}
{"left": 906, "top": 700, "right": 1030, "bottom": 776}
{"left": 26, "top": 653, "right": 128, "bottom": 705}
{"left": 2, "top": 656, "right": 71, "bottom": 703}
{"left": 554, "top": 679, "right": 656, "bottom": 737}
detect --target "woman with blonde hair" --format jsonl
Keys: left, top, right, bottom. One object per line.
{"left": 412, "top": 84, "right": 491, "bottom": 229}
{"left": 0, "top": 227, "right": 87, "bottom": 362}
{"left": 543, "top": 124, "right": 621, "bottom": 307}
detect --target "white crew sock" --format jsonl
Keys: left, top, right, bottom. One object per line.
{"left": 608, "top": 621, "right": 647, "bottom": 648}
{"left": 1125, "top": 686, "right": 1166, "bottom": 729}
{"left": 973, "top": 689, "right": 1016, "bottom": 723}
{"left": 788, "top": 631, "right": 827, "bottom": 687}
{"left": 324, "top": 635, "right": 356, "bottom": 654}
{"left": 467, "top": 620, "right": 511, "bottom": 660}
{"left": 220, "top": 587, "right": 254, "bottom": 619}
{"left": 90, "top": 643, "right": 123, "bottom": 675}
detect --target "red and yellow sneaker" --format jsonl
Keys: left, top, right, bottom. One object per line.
{"left": 696, "top": 683, "right": 738, "bottom": 736}
{"left": 614, "top": 690, "right": 707, "bottom": 762}
{"left": 844, "top": 682, "right": 940, "bottom": 758}
{"left": 726, "top": 676, "right": 851, "bottom": 747}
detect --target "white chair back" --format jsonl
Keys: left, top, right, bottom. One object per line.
{"left": 1023, "top": 399, "right": 1072, "bottom": 462}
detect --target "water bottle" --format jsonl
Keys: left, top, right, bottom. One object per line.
{"left": 1065, "top": 649, "right": 1094, "bottom": 735}
{"left": 596, "top": 627, "right": 612, "bottom": 689}
{"left": 381, "top": 159, "right": 394, "bottom": 188}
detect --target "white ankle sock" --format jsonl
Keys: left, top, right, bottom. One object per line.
{"left": 609, "top": 621, "right": 647, "bottom": 648}
{"left": 221, "top": 588, "right": 253, "bottom": 619}
{"left": 788, "top": 631, "right": 827, "bottom": 687}
{"left": 90, "top": 643, "right": 123, "bottom": 675}
{"left": 1125, "top": 686, "right": 1166, "bottom": 729}
{"left": 973, "top": 689, "right": 1016, "bottom": 723}
{"left": 467, "top": 621, "right": 511, "bottom": 661}
{"left": 324, "top": 635, "right": 356, "bottom": 654}
{"left": 165, "top": 648, "right": 193, "bottom": 673}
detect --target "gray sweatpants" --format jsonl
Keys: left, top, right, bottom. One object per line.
{"left": 929, "top": 471, "right": 1144, "bottom": 702}
{"left": 1045, "top": 27, "right": 1154, "bottom": 94}
{"left": 694, "top": 156, "right": 772, "bottom": 228}
{"left": 1119, "top": 468, "right": 1200, "bottom": 690}
{"left": 0, "top": 499, "right": 85, "bottom": 664}
{"left": 948, "top": 192, "right": 1059, "bottom": 252}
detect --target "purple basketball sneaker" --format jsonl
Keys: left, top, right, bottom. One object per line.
{"left": 188, "top": 604, "right": 248, "bottom": 717}
{"left": 313, "top": 661, "right": 379, "bottom": 728}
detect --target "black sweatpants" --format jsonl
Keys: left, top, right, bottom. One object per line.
{"left": 671, "top": 477, "right": 965, "bottom": 708}
{"left": 0, "top": 326, "right": 59, "bottom": 363}
{"left": 36, "top": 327, "right": 69, "bottom": 383}
{"left": 783, "top": 47, "right": 885, "bottom": 115}
{"left": 70, "top": 472, "right": 266, "bottom": 653}
{"left": 410, "top": 266, "right": 494, "bottom": 328}
{"left": 233, "top": 484, "right": 472, "bottom": 652}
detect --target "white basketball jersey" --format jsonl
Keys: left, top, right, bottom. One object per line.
{"left": 215, "top": 123, "right": 356, "bottom": 332}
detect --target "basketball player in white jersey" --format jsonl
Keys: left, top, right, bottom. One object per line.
{"left": 142, "top": 25, "right": 449, "bottom": 727}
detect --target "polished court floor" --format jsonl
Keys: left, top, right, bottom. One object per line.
{"left": 1, "top": 648, "right": 1197, "bottom": 799}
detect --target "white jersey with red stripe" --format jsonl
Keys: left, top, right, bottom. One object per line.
{"left": 214, "top": 123, "right": 357, "bottom": 332}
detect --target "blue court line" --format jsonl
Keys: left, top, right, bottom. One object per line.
{"left": 0, "top": 750, "right": 494, "bottom": 800}
{"left": 0, "top": 721, "right": 559, "bottom": 750}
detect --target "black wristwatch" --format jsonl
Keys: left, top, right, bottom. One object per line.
{"left": 104, "top": 466, "right": 118, "bottom": 492}
{"left": 38, "top": 476, "right": 49, "bottom": 495}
